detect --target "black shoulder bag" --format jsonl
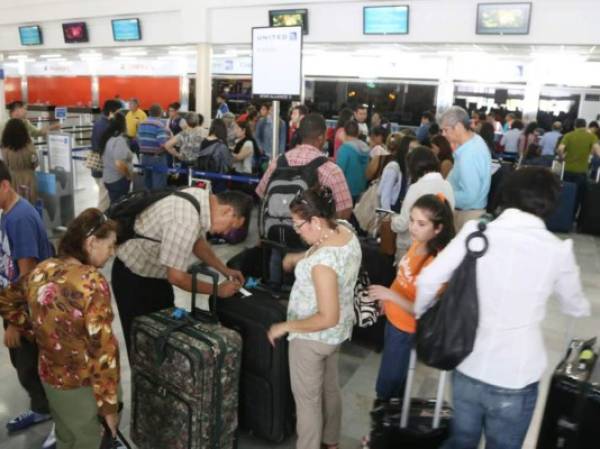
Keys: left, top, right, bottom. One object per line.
{"left": 415, "top": 221, "right": 489, "bottom": 371}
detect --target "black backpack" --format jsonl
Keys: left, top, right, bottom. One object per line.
{"left": 107, "top": 189, "right": 200, "bottom": 244}
{"left": 259, "top": 155, "right": 328, "bottom": 248}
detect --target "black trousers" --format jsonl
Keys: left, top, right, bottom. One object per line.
{"left": 111, "top": 258, "right": 175, "bottom": 358}
{"left": 6, "top": 331, "right": 49, "bottom": 414}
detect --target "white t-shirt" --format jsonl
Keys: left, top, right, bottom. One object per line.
{"left": 232, "top": 140, "right": 254, "bottom": 174}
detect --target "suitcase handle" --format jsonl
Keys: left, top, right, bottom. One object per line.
{"left": 400, "top": 349, "right": 448, "bottom": 430}
{"left": 100, "top": 414, "right": 132, "bottom": 449}
{"left": 260, "top": 239, "right": 292, "bottom": 252}
{"left": 187, "top": 262, "right": 219, "bottom": 323}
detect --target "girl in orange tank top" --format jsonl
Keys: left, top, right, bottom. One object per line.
{"left": 369, "top": 193, "right": 455, "bottom": 401}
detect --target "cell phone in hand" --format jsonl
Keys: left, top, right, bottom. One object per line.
{"left": 375, "top": 208, "right": 394, "bottom": 215}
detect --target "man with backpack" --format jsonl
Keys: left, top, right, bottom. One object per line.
{"left": 0, "top": 161, "right": 57, "bottom": 449}
{"left": 109, "top": 188, "right": 253, "bottom": 355}
{"left": 255, "top": 113, "right": 353, "bottom": 290}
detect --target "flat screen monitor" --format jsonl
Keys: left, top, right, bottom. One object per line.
{"left": 363, "top": 6, "right": 409, "bottom": 35}
{"left": 269, "top": 9, "right": 309, "bottom": 35}
{"left": 476, "top": 3, "right": 532, "bottom": 35}
{"left": 62, "top": 22, "right": 89, "bottom": 43}
{"left": 494, "top": 88, "right": 509, "bottom": 105}
{"left": 19, "top": 25, "right": 43, "bottom": 46}
{"left": 112, "top": 18, "right": 142, "bottom": 41}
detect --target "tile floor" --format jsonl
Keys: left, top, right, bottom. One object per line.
{"left": 0, "top": 163, "right": 599, "bottom": 449}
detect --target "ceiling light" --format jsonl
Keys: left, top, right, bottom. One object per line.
{"left": 168, "top": 50, "right": 196, "bottom": 56}
{"left": 8, "top": 55, "right": 27, "bottom": 60}
{"left": 40, "top": 54, "right": 63, "bottom": 59}
{"left": 119, "top": 50, "right": 147, "bottom": 56}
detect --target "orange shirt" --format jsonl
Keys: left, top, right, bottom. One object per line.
{"left": 384, "top": 241, "right": 434, "bottom": 333}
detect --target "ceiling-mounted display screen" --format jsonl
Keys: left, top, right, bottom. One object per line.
{"left": 112, "top": 18, "right": 142, "bottom": 41}
{"left": 19, "top": 26, "right": 43, "bottom": 46}
{"left": 363, "top": 6, "right": 409, "bottom": 35}
{"left": 476, "top": 3, "right": 532, "bottom": 35}
{"left": 62, "top": 22, "right": 89, "bottom": 43}
{"left": 269, "top": 9, "right": 308, "bottom": 35}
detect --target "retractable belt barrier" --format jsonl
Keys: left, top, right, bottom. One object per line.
{"left": 53, "top": 147, "right": 260, "bottom": 185}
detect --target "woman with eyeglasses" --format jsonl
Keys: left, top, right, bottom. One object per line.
{"left": 0, "top": 208, "right": 121, "bottom": 449}
{"left": 267, "top": 186, "right": 362, "bottom": 449}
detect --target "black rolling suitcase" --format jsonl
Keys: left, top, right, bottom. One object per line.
{"left": 536, "top": 338, "right": 600, "bottom": 449}
{"left": 226, "top": 245, "right": 265, "bottom": 279}
{"left": 129, "top": 264, "right": 242, "bottom": 449}
{"left": 217, "top": 292, "right": 295, "bottom": 442}
{"left": 369, "top": 350, "right": 451, "bottom": 448}
{"left": 546, "top": 160, "right": 577, "bottom": 233}
{"left": 220, "top": 240, "right": 295, "bottom": 442}
{"left": 226, "top": 240, "right": 297, "bottom": 295}
{"left": 578, "top": 171, "right": 600, "bottom": 236}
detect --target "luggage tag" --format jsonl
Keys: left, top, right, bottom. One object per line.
{"left": 239, "top": 287, "right": 252, "bottom": 297}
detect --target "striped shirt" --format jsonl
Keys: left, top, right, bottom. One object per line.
{"left": 137, "top": 118, "right": 171, "bottom": 155}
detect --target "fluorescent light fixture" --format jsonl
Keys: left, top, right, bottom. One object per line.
{"left": 40, "top": 54, "right": 63, "bottom": 59}
{"left": 119, "top": 50, "right": 147, "bottom": 56}
{"left": 8, "top": 54, "right": 28, "bottom": 60}
{"left": 168, "top": 49, "right": 196, "bottom": 56}
{"left": 80, "top": 52, "right": 102, "bottom": 60}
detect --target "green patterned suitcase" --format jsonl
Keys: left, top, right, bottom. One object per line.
{"left": 130, "top": 264, "right": 242, "bottom": 449}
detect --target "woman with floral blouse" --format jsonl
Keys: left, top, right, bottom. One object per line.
{"left": 0, "top": 208, "right": 120, "bottom": 449}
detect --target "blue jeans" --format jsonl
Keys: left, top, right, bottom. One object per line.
{"left": 444, "top": 371, "right": 539, "bottom": 449}
{"left": 375, "top": 322, "right": 414, "bottom": 400}
{"left": 141, "top": 154, "right": 168, "bottom": 191}
{"left": 104, "top": 177, "right": 131, "bottom": 206}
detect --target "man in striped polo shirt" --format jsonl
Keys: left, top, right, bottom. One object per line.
{"left": 137, "top": 104, "right": 172, "bottom": 191}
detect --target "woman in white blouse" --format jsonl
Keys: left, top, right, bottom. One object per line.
{"left": 267, "top": 186, "right": 361, "bottom": 449}
{"left": 390, "top": 147, "right": 455, "bottom": 263}
{"left": 415, "top": 167, "right": 590, "bottom": 449}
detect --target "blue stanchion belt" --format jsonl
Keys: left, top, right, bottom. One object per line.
{"left": 55, "top": 150, "right": 260, "bottom": 185}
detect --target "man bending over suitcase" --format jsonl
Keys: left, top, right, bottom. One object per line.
{"left": 111, "top": 189, "right": 253, "bottom": 355}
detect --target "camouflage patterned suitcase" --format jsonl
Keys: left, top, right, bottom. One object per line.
{"left": 130, "top": 263, "right": 242, "bottom": 449}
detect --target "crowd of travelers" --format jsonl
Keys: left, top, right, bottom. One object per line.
{"left": 0, "top": 94, "right": 596, "bottom": 449}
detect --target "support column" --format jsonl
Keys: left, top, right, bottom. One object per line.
{"left": 180, "top": 75, "right": 190, "bottom": 111}
{"left": 436, "top": 57, "right": 455, "bottom": 116}
{"left": 196, "top": 43, "right": 212, "bottom": 126}
{"left": 91, "top": 75, "right": 99, "bottom": 108}
{"left": 523, "top": 62, "right": 542, "bottom": 122}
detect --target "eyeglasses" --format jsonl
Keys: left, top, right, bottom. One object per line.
{"left": 292, "top": 220, "right": 308, "bottom": 232}
{"left": 85, "top": 213, "right": 108, "bottom": 238}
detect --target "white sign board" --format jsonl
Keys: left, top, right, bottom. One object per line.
{"left": 252, "top": 26, "right": 302, "bottom": 100}
{"left": 48, "top": 134, "right": 72, "bottom": 173}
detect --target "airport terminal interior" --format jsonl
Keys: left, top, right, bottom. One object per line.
{"left": 1, "top": 1, "right": 600, "bottom": 448}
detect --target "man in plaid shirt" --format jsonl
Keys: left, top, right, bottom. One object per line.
{"left": 255, "top": 113, "right": 353, "bottom": 291}
{"left": 256, "top": 113, "right": 352, "bottom": 220}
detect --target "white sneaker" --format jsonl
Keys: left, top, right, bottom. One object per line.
{"left": 41, "top": 424, "right": 56, "bottom": 449}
